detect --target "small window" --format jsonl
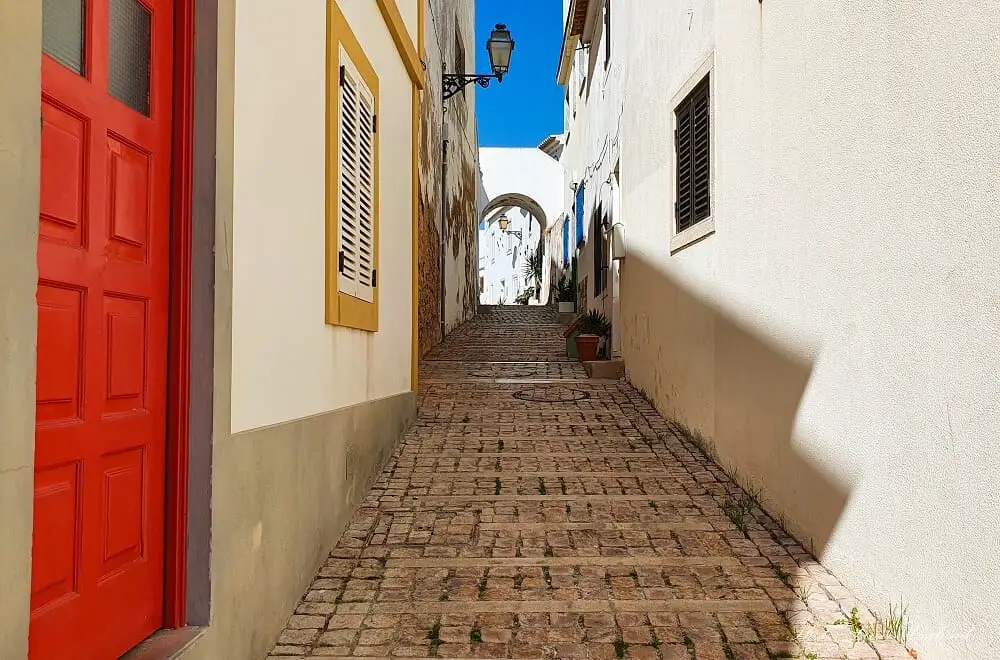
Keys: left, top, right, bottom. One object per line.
{"left": 43, "top": 0, "right": 85, "bottom": 74}
{"left": 454, "top": 24, "right": 467, "bottom": 95}
{"left": 337, "top": 49, "right": 377, "bottom": 304}
{"left": 562, "top": 218, "right": 570, "bottom": 264}
{"left": 109, "top": 0, "right": 152, "bottom": 115}
{"left": 593, "top": 206, "right": 610, "bottom": 296}
{"left": 592, "top": 208, "right": 604, "bottom": 296}
{"left": 575, "top": 184, "right": 585, "bottom": 246}
{"left": 674, "top": 74, "right": 711, "bottom": 234}
{"left": 604, "top": 0, "right": 612, "bottom": 67}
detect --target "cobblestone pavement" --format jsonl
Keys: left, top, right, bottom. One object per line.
{"left": 270, "top": 307, "right": 912, "bottom": 660}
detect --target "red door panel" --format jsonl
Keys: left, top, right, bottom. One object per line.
{"left": 32, "top": 0, "right": 173, "bottom": 658}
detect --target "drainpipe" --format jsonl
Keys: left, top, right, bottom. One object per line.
{"left": 440, "top": 122, "right": 449, "bottom": 340}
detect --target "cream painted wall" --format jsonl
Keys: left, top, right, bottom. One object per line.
{"left": 608, "top": 1, "right": 1000, "bottom": 657}
{"left": 230, "top": 0, "right": 414, "bottom": 433}
{"left": 0, "top": 1, "right": 41, "bottom": 656}
{"left": 397, "top": 0, "right": 419, "bottom": 46}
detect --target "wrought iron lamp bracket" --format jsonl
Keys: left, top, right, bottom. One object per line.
{"left": 442, "top": 73, "right": 496, "bottom": 100}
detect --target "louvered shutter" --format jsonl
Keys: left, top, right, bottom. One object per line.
{"left": 691, "top": 78, "right": 711, "bottom": 224}
{"left": 338, "top": 49, "right": 376, "bottom": 303}
{"left": 674, "top": 74, "right": 710, "bottom": 233}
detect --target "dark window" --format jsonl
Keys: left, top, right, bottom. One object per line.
{"left": 562, "top": 218, "right": 570, "bottom": 263}
{"left": 674, "top": 74, "right": 711, "bottom": 233}
{"left": 575, "top": 184, "right": 585, "bottom": 245}
{"left": 593, "top": 206, "right": 605, "bottom": 296}
{"left": 604, "top": 0, "right": 612, "bottom": 67}
{"left": 454, "top": 24, "right": 466, "bottom": 94}
{"left": 109, "top": 0, "right": 152, "bottom": 115}
{"left": 43, "top": 0, "right": 85, "bottom": 74}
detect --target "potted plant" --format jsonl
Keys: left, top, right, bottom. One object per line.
{"left": 556, "top": 274, "right": 576, "bottom": 313}
{"left": 574, "top": 310, "right": 610, "bottom": 362}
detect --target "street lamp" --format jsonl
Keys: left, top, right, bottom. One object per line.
{"left": 442, "top": 23, "right": 515, "bottom": 100}
{"left": 497, "top": 215, "right": 521, "bottom": 240}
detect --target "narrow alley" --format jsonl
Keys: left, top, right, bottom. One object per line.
{"left": 268, "top": 307, "right": 910, "bottom": 660}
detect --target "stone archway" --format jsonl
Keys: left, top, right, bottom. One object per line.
{"left": 478, "top": 193, "right": 551, "bottom": 305}
{"left": 480, "top": 192, "right": 548, "bottom": 232}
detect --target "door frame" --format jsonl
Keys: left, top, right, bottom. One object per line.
{"left": 164, "top": 0, "right": 195, "bottom": 629}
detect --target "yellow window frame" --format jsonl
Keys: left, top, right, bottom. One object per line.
{"left": 326, "top": 2, "right": 380, "bottom": 332}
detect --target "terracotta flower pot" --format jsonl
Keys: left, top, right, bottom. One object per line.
{"left": 575, "top": 334, "right": 600, "bottom": 362}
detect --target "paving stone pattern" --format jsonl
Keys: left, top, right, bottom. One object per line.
{"left": 270, "top": 306, "right": 912, "bottom": 660}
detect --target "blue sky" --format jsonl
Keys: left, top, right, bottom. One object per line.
{"left": 475, "top": 0, "right": 564, "bottom": 147}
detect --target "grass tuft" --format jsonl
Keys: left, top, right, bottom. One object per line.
{"left": 721, "top": 488, "right": 759, "bottom": 534}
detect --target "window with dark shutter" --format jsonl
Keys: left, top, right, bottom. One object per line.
{"left": 604, "top": 0, "right": 612, "bottom": 67}
{"left": 674, "top": 74, "right": 711, "bottom": 234}
{"left": 593, "top": 207, "right": 604, "bottom": 296}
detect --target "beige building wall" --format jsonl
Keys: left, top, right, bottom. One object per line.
{"left": 178, "top": 1, "right": 419, "bottom": 658}
{"left": 0, "top": 1, "right": 421, "bottom": 658}
{"left": 0, "top": 2, "right": 41, "bottom": 657}
{"left": 229, "top": 0, "right": 415, "bottom": 433}
{"left": 613, "top": 1, "right": 1000, "bottom": 657}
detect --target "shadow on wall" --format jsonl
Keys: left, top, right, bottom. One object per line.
{"left": 621, "top": 254, "right": 849, "bottom": 556}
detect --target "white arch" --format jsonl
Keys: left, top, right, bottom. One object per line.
{"left": 480, "top": 193, "right": 548, "bottom": 232}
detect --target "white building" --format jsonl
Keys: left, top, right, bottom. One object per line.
{"left": 478, "top": 144, "right": 564, "bottom": 305}
{"left": 557, "top": 0, "right": 1000, "bottom": 658}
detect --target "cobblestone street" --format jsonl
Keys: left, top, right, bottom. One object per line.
{"left": 269, "top": 307, "right": 911, "bottom": 660}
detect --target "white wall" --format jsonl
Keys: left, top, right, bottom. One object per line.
{"left": 609, "top": 1, "right": 1000, "bottom": 657}
{"left": 480, "top": 147, "right": 564, "bottom": 232}
{"left": 230, "top": 0, "right": 413, "bottom": 432}
{"left": 478, "top": 208, "right": 541, "bottom": 305}
{"left": 478, "top": 146, "right": 564, "bottom": 303}
{"left": 560, "top": 0, "right": 624, "bottom": 346}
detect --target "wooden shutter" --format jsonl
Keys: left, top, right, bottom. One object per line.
{"left": 338, "top": 49, "right": 376, "bottom": 303}
{"left": 674, "top": 74, "right": 710, "bottom": 233}
{"left": 593, "top": 206, "right": 603, "bottom": 296}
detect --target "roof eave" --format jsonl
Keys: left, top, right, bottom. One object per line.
{"left": 555, "top": 0, "right": 591, "bottom": 85}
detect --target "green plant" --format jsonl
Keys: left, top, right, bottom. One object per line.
{"left": 514, "top": 287, "right": 535, "bottom": 305}
{"left": 613, "top": 639, "right": 628, "bottom": 659}
{"left": 721, "top": 488, "right": 759, "bottom": 534}
{"left": 836, "top": 603, "right": 910, "bottom": 648}
{"left": 428, "top": 622, "right": 442, "bottom": 651}
{"left": 555, "top": 274, "right": 576, "bottom": 303}
{"left": 575, "top": 309, "right": 610, "bottom": 336}
{"left": 523, "top": 251, "right": 543, "bottom": 289}
{"left": 470, "top": 627, "right": 483, "bottom": 643}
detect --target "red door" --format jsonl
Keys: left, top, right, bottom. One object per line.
{"left": 32, "top": 0, "right": 173, "bottom": 657}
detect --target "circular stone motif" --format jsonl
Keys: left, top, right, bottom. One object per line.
{"left": 512, "top": 387, "right": 590, "bottom": 403}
